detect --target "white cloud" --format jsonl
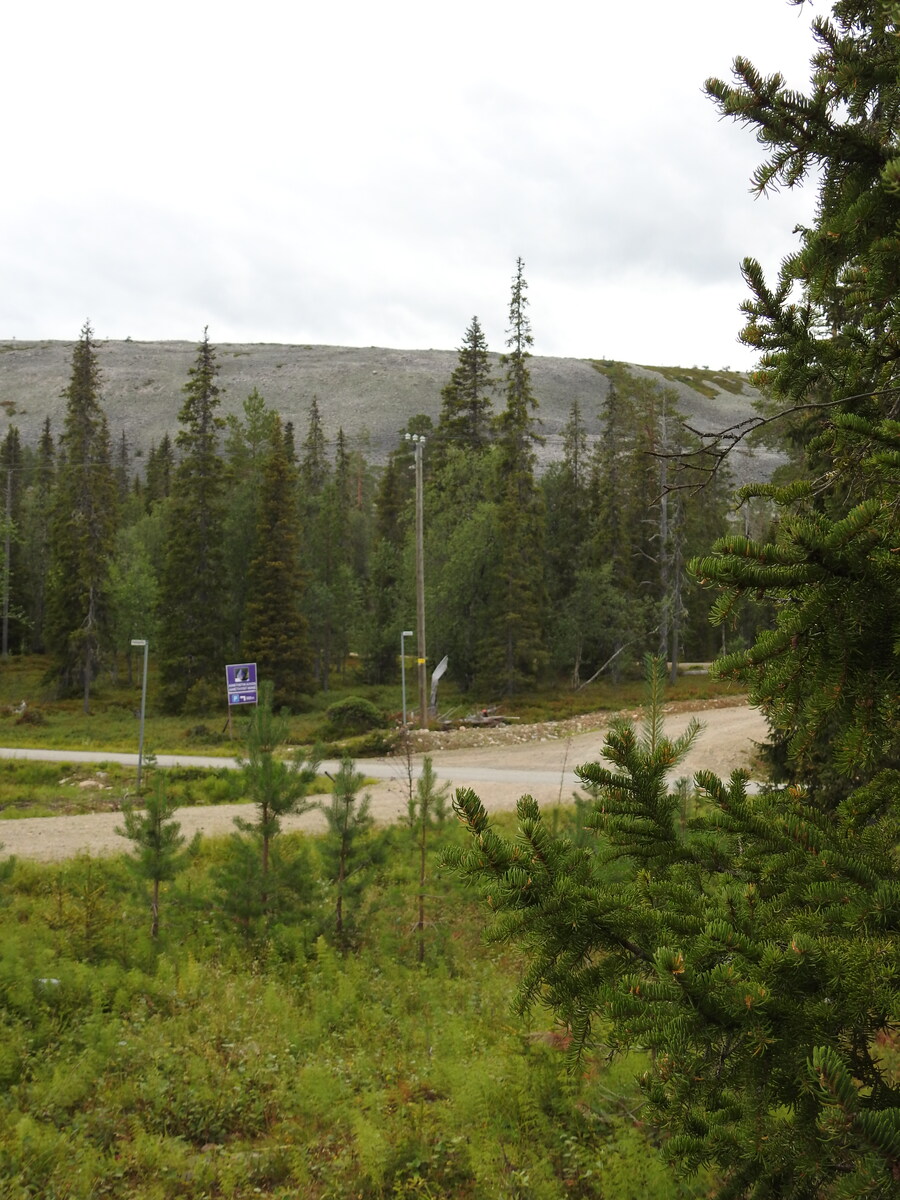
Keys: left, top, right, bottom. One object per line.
{"left": 1, "top": 0, "right": 822, "bottom": 368}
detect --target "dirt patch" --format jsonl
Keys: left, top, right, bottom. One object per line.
{"left": 0, "top": 699, "right": 770, "bottom": 861}
{"left": 405, "top": 695, "right": 753, "bottom": 752}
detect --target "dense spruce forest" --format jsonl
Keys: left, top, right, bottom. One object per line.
{"left": 0, "top": 261, "right": 767, "bottom": 715}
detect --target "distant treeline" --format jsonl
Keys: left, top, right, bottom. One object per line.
{"left": 0, "top": 266, "right": 771, "bottom": 711}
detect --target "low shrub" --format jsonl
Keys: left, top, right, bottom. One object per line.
{"left": 183, "top": 724, "right": 227, "bottom": 745}
{"left": 322, "top": 696, "right": 385, "bottom": 738}
{"left": 15, "top": 707, "right": 46, "bottom": 726}
{"left": 346, "top": 728, "right": 398, "bottom": 757}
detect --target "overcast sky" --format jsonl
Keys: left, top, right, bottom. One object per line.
{"left": 3, "top": 0, "right": 822, "bottom": 369}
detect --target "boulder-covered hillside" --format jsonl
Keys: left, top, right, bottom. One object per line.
{"left": 0, "top": 339, "right": 779, "bottom": 483}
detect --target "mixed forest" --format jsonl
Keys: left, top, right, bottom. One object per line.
{"left": 0, "top": 259, "right": 758, "bottom": 718}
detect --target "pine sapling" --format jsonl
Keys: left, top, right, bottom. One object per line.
{"left": 318, "top": 757, "right": 381, "bottom": 952}
{"left": 234, "top": 680, "right": 320, "bottom": 914}
{"left": 410, "top": 755, "right": 451, "bottom": 964}
{"left": 118, "top": 774, "right": 197, "bottom": 938}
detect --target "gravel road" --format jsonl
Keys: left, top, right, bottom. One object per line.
{"left": 0, "top": 700, "right": 769, "bottom": 861}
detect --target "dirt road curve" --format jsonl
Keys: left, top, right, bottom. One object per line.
{"left": 0, "top": 700, "right": 769, "bottom": 862}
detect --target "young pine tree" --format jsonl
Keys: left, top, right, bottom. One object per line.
{"left": 450, "top": 645, "right": 900, "bottom": 1198}
{"left": 118, "top": 775, "right": 197, "bottom": 938}
{"left": 407, "top": 755, "right": 451, "bottom": 965}
{"left": 231, "top": 680, "right": 320, "bottom": 915}
{"left": 318, "top": 757, "right": 380, "bottom": 952}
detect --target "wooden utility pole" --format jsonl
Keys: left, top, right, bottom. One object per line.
{"left": 2, "top": 468, "right": 11, "bottom": 659}
{"left": 407, "top": 433, "right": 428, "bottom": 727}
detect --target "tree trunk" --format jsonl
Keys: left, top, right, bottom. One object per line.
{"left": 417, "top": 818, "right": 427, "bottom": 965}
{"left": 151, "top": 877, "right": 160, "bottom": 939}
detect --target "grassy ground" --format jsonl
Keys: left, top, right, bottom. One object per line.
{"left": 0, "top": 655, "right": 743, "bottom": 758}
{"left": 0, "top": 758, "right": 251, "bottom": 821}
{"left": 0, "top": 816, "right": 717, "bottom": 1199}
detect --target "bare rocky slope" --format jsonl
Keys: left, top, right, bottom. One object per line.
{"left": 0, "top": 339, "right": 779, "bottom": 482}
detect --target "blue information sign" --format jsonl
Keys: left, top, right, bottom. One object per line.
{"left": 225, "top": 662, "right": 258, "bottom": 706}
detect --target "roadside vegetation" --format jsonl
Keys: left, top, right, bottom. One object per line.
{"left": 0, "top": 653, "right": 743, "bottom": 758}
{"left": 0, "top": 652, "right": 745, "bottom": 821}
{"left": 0, "top": 799, "right": 716, "bottom": 1199}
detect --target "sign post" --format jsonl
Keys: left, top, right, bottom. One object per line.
{"left": 225, "top": 663, "right": 258, "bottom": 737}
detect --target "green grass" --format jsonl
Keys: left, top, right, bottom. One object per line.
{"left": 0, "top": 653, "right": 744, "bottom": 761}
{"left": 476, "top": 673, "right": 742, "bottom": 725}
{"left": 0, "top": 820, "right": 717, "bottom": 1199}
{"left": 647, "top": 364, "right": 748, "bottom": 398}
{"left": 0, "top": 759, "right": 129, "bottom": 818}
{"left": 0, "top": 758, "right": 341, "bottom": 820}
{"left": 589, "top": 359, "right": 749, "bottom": 400}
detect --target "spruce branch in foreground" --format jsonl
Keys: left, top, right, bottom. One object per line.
{"left": 447, "top": 654, "right": 900, "bottom": 1198}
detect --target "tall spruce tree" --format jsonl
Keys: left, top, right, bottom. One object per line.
{"left": 20, "top": 417, "right": 55, "bottom": 652}
{"left": 450, "top": 6, "right": 900, "bottom": 1196}
{"left": 580, "top": 378, "right": 653, "bottom": 680}
{"left": 589, "top": 379, "right": 641, "bottom": 594}
{"left": 432, "top": 315, "right": 495, "bottom": 466}
{"left": 544, "top": 392, "right": 649, "bottom": 686}
{"left": 298, "top": 398, "right": 332, "bottom": 687}
{"left": 114, "top": 430, "right": 131, "bottom": 504}
{"left": 221, "top": 389, "right": 280, "bottom": 653}
{"left": 480, "top": 258, "right": 547, "bottom": 693}
{"left": 542, "top": 399, "right": 591, "bottom": 614}
{"left": 302, "top": 426, "right": 362, "bottom": 690}
{"left": 143, "top": 434, "right": 174, "bottom": 512}
{"left": 45, "top": 323, "right": 117, "bottom": 712}
{"left": 362, "top": 425, "right": 418, "bottom": 684}
{"left": 0, "top": 427, "right": 23, "bottom": 657}
{"left": 282, "top": 419, "right": 296, "bottom": 462}
{"left": 241, "top": 419, "right": 314, "bottom": 706}
{"left": 157, "top": 330, "right": 228, "bottom": 713}
{"left": 300, "top": 395, "right": 328, "bottom": 498}
{"left": 424, "top": 444, "right": 497, "bottom": 690}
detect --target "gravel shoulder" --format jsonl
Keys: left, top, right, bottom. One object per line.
{"left": 0, "top": 699, "right": 769, "bottom": 861}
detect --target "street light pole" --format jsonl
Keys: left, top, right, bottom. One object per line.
{"left": 400, "top": 629, "right": 414, "bottom": 726}
{"left": 130, "top": 639, "right": 148, "bottom": 793}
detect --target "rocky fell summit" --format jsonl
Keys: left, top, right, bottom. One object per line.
{"left": 0, "top": 339, "right": 778, "bottom": 482}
